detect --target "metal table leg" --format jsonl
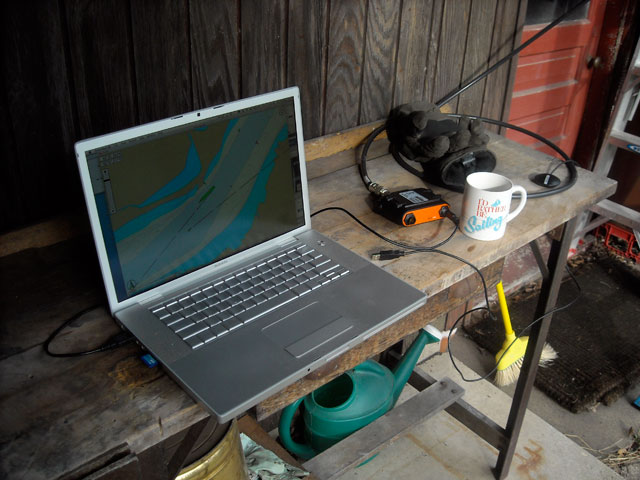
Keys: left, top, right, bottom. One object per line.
{"left": 493, "top": 215, "right": 579, "bottom": 479}
{"left": 529, "top": 238, "right": 549, "bottom": 281}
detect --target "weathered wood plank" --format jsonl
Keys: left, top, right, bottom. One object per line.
{"left": 136, "top": 417, "right": 218, "bottom": 480}
{"left": 79, "top": 453, "right": 141, "bottom": 480}
{"left": 0, "top": 237, "right": 104, "bottom": 359}
{"left": 433, "top": 0, "right": 472, "bottom": 110}
{"left": 499, "top": 0, "right": 527, "bottom": 133}
{"left": 240, "top": 0, "right": 287, "bottom": 97}
{"left": 190, "top": 0, "right": 240, "bottom": 108}
{"left": 307, "top": 103, "right": 450, "bottom": 173}
{"left": 457, "top": 0, "right": 498, "bottom": 116}
{"left": 591, "top": 198, "right": 640, "bottom": 231}
{"left": 324, "top": 0, "right": 367, "bottom": 134}
{"left": 393, "top": 0, "right": 433, "bottom": 105}
{"left": 406, "top": 367, "right": 508, "bottom": 450}
{"left": 307, "top": 139, "right": 389, "bottom": 181}
{"left": 360, "top": 0, "right": 401, "bottom": 123}
{"left": 287, "top": 0, "right": 328, "bottom": 139}
{"left": 130, "top": 0, "right": 191, "bottom": 123}
{"left": 0, "top": 339, "right": 208, "bottom": 480}
{"left": 0, "top": 264, "right": 213, "bottom": 478}
{"left": 305, "top": 120, "right": 387, "bottom": 163}
{"left": 481, "top": 0, "right": 524, "bottom": 129}
{"left": 239, "top": 415, "right": 319, "bottom": 479}
{"left": 424, "top": 0, "right": 444, "bottom": 103}
{"left": 59, "top": 443, "right": 132, "bottom": 480}
{"left": 65, "top": 0, "right": 137, "bottom": 137}
{"left": 302, "top": 377, "right": 464, "bottom": 480}
{"left": 0, "top": 214, "right": 87, "bottom": 258}
{"left": 1, "top": 1, "right": 77, "bottom": 229}
{"left": 0, "top": 83, "right": 20, "bottom": 230}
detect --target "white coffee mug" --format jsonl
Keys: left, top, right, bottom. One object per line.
{"left": 460, "top": 172, "right": 527, "bottom": 241}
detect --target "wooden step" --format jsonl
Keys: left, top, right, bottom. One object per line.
{"left": 590, "top": 198, "right": 640, "bottom": 231}
{"left": 609, "top": 129, "right": 640, "bottom": 153}
{"left": 302, "top": 377, "right": 464, "bottom": 480}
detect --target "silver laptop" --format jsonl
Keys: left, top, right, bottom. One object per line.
{"left": 75, "top": 87, "right": 426, "bottom": 422}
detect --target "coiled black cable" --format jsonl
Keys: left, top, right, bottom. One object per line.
{"left": 358, "top": 123, "right": 388, "bottom": 193}
{"left": 445, "top": 114, "right": 579, "bottom": 199}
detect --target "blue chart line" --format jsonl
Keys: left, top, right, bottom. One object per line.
{"left": 155, "top": 124, "right": 287, "bottom": 285}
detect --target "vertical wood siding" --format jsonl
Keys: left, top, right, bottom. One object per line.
{"left": 1, "top": 0, "right": 525, "bottom": 232}
{"left": 393, "top": 0, "right": 434, "bottom": 106}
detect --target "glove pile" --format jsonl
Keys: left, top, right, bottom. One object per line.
{"left": 385, "top": 101, "right": 496, "bottom": 192}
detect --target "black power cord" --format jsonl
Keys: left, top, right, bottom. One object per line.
{"left": 358, "top": 123, "right": 388, "bottom": 195}
{"left": 311, "top": 205, "right": 459, "bottom": 252}
{"left": 447, "top": 265, "right": 582, "bottom": 383}
{"left": 43, "top": 305, "right": 134, "bottom": 358}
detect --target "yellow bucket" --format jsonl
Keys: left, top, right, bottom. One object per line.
{"left": 177, "top": 419, "right": 249, "bottom": 480}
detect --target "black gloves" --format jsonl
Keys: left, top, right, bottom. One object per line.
{"left": 385, "top": 101, "right": 496, "bottom": 192}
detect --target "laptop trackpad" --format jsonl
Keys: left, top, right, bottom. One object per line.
{"left": 262, "top": 302, "right": 352, "bottom": 358}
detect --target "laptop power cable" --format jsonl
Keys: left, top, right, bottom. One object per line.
{"left": 43, "top": 305, "right": 134, "bottom": 358}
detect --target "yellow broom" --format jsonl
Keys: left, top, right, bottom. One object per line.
{"left": 494, "top": 281, "right": 557, "bottom": 387}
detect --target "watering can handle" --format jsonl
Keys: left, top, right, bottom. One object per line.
{"left": 278, "top": 398, "right": 317, "bottom": 460}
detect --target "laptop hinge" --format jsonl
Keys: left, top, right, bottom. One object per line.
{"left": 139, "top": 293, "right": 163, "bottom": 306}
{"left": 278, "top": 237, "right": 299, "bottom": 247}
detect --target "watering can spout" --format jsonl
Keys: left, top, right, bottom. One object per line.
{"left": 391, "top": 326, "right": 441, "bottom": 405}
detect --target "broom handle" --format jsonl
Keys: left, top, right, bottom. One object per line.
{"left": 496, "top": 281, "right": 514, "bottom": 336}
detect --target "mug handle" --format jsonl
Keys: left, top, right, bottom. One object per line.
{"left": 505, "top": 186, "right": 527, "bottom": 223}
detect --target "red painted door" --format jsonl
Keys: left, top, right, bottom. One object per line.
{"left": 507, "top": 0, "right": 607, "bottom": 157}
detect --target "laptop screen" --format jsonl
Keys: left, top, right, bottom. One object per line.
{"left": 84, "top": 97, "right": 305, "bottom": 302}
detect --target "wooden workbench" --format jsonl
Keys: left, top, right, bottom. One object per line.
{"left": 0, "top": 131, "right": 616, "bottom": 479}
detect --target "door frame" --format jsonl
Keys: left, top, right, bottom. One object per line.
{"left": 572, "top": 0, "right": 640, "bottom": 170}
{"left": 506, "top": 0, "right": 607, "bottom": 157}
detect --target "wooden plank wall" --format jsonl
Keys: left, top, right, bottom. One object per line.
{"left": 0, "top": 0, "right": 525, "bottom": 233}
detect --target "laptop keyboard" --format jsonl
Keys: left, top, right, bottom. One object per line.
{"left": 150, "top": 243, "right": 350, "bottom": 349}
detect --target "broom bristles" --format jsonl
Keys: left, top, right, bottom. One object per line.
{"left": 539, "top": 343, "right": 558, "bottom": 365}
{"left": 494, "top": 343, "right": 557, "bottom": 387}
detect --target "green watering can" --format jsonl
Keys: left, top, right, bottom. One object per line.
{"left": 278, "top": 327, "right": 441, "bottom": 459}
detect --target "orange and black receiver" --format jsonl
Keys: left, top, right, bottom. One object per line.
{"left": 371, "top": 188, "right": 449, "bottom": 227}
